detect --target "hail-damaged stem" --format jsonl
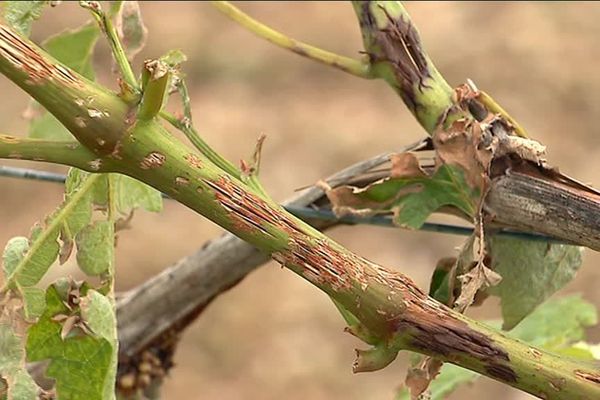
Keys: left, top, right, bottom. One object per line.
{"left": 1, "top": 14, "right": 600, "bottom": 400}
{"left": 352, "top": 1, "right": 454, "bottom": 134}
{"left": 211, "top": 1, "right": 374, "bottom": 79}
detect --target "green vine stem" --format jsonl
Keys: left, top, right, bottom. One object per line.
{"left": 0, "top": 19, "right": 599, "bottom": 400}
{"left": 352, "top": 1, "right": 454, "bottom": 134}
{"left": 0, "top": 134, "right": 108, "bottom": 170}
{"left": 80, "top": 0, "right": 138, "bottom": 90}
{"left": 211, "top": 1, "right": 373, "bottom": 79}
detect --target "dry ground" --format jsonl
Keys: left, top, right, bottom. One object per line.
{"left": 1, "top": 2, "right": 599, "bottom": 399}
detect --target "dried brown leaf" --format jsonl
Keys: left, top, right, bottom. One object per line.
{"left": 404, "top": 357, "right": 443, "bottom": 400}
{"left": 433, "top": 118, "right": 492, "bottom": 192}
{"left": 390, "top": 152, "right": 427, "bottom": 178}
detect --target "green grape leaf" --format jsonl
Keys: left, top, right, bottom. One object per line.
{"left": 76, "top": 221, "right": 114, "bottom": 276}
{"left": 20, "top": 286, "right": 46, "bottom": 320}
{"left": 396, "top": 295, "right": 598, "bottom": 399}
{"left": 26, "top": 285, "right": 116, "bottom": 400}
{"left": 486, "top": 237, "right": 584, "bottom": 330}
{"left": 28, "top": 22, "right": 100, "bottom": 140}
{"left": 43, "top": 22, "right": 99, "bottom": 80}
{"left": 0, "top": 324, "right": 41, "bottom": 399}
{"left": 326, "top": 153, "right": 478, "bottom": 229}
{"left": 507, "top": 294, "right": 596, "bottom": 347}
{"left": 1, "top": 174, "right": 101, "bottom": 317}
{"left": 1, "top": 1, "right": 47, "bottom": 37}
{"left": 2, "top": 175, "right": 100, "bottom": 288}
{"left": 112, "top": 174, "right": 163, "bottom": 214}
{"left": 2, "top": 236, "right": 29, "bottom": 282}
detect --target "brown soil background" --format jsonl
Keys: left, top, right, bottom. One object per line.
{"left": 1, "top": 2, "right": 599, "bottom": 399}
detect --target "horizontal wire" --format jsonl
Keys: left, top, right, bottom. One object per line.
{"left": 0, "top": 165, "right": 568, "bottom": 243}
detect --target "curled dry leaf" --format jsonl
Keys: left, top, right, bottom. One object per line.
{"left": 404, "top": 357, "right": 444, "bottom": 400}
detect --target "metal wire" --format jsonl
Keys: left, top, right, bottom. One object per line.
{"left": 0, "top": 164, "right": 568, "bottom": 243}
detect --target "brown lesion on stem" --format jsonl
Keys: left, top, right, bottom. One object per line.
{"left": 0, "top": 26, "right": 81, "bottom": 87}
{"left": 357, "top": 2, "right": 431, "bottom": 113}
{"left": 0, "top": 23, "right": 134, "bottom": 156}
{"left": 574, "top": 370, "right": 600, "bottom": 385}
{"left": 395, "top": 290, "right": 518, "bottom": 383}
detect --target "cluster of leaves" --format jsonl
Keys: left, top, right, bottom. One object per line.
{"left": 0, "top": 2, "right": 161, "bottom": 399}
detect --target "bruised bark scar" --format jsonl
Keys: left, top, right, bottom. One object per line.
{"left": 364, "top": 7, "right": 431, "bottom": 113}
{"left": 0, "top": 25, "right": 80, "bottom": 86}
{"left": 140, "top": 152, "right": 166, "bottom": 169}
{"left": 394, "top": 289, "right": 517, "bottom": 383}
{"left": 201, "top": 176, "right": 285, "bottom": 237}
{"left": 575, "top": 370, "right": 600, "bottom": 385}
{"left": 185, "top": 153, "right": 203, "bottom": 169}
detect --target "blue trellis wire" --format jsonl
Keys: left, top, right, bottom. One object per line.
{"left": 0, "top": 165, "right": 567, "bottom": 244}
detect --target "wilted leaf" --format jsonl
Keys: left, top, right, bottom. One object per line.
{"left": 486, "top": 236, "right": 583, "bottom": 330}
{"left": 116, "top": 0, "right": 148, "bottom": 60}
{"left": 449, "top": 235, "right": 501, "bottom": 312}
{"left": 1, "top": 1, "right": 47, "bottom": 37}
{"left": 327, "top": 163, "right": 478, "bottom": 229}
{"left": 397, "top": 363, "right": 477, "bottom": 400}
{"left": 27, "top": 285, "right": 116, "bottom": 400}
{"left": 76, "top": 221, "right": 114, "bottom": 276}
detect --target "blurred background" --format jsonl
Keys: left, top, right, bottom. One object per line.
{"left": 1, "top": 2, "right": 600, "bottom": 399}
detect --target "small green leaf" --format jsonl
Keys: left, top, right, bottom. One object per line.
{"left": 160, "top": 49, "right": 188, "bottom": 68}
{"left": 429, "top": 258, "right": 456, "bottom": 305}
{"left": 76, "top": 221, "right": 114, "bottom": 276}
{"left": 1, "top": 1, "right": 47, "bottom": 37}
{"left": 486, "top": 237, "right": 584, "bottom": 330}
{"left": 113, "top": 174, "right": 163, "bottom": 214}
{"left": 20, "top": 286, "right": 46, "bottom": 320}
{"left": 507, "top": 294, "right": 596, "bottom": 347}
{"left": 26, "top": 285, "right": 116, "bottom": 400}
{"left": 43, "top": 23, "right": 99, "bottom": 80}
{"left": 2, "top": 237, "right": 29, "bottom": 284}
{"left": 1, "top": 174, "right": 101, "bottom": 291}
{"left": 80, "top": 289, "right": 117, "bottom": 400}
{"left": 80, "top": 289, "right": 116, "bottom": 342}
